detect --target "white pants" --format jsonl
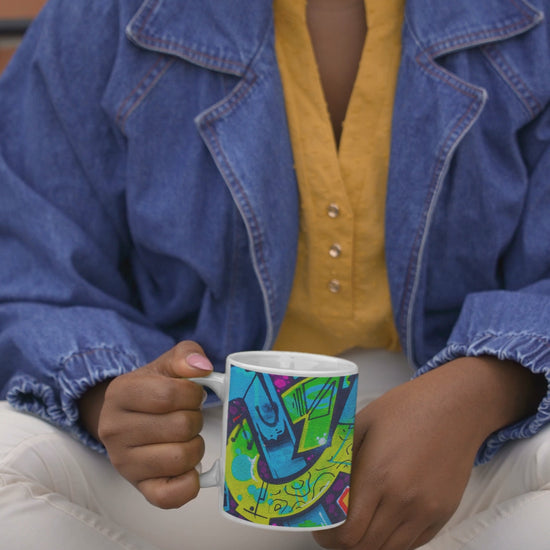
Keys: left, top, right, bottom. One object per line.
{"left": 1, "top": 349, "right": 550, "bottom": 550}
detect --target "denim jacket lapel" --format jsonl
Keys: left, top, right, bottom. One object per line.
{"left": 387, "top": 0, "right": 544, "bottom": 364}
{"left": 126, "top": 0, "right": 298, "bottom": 348}
{"left": 192, "top": 21, "right": 300, "bottom": 349}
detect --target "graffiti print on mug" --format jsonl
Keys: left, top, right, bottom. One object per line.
{"left": 224, "top": 365, "right": 357, "bottom": 528}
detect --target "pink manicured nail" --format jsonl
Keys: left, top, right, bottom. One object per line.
{"left": 186, "top": 353, "right": 213, "bottom": 371}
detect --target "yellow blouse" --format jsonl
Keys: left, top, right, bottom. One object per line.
{"left": 272, "top": 0, "right": 405, "bottom": 355}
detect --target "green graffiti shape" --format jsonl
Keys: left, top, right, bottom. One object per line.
{"left": 282, "top": 377, "right": 339, "bottom": 453}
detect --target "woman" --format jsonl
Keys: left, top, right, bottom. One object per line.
{"left": 1, "top": 0, "right": 550, "bottom": 548}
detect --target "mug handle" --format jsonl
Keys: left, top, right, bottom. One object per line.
{"left": 189, "top": 372, "right": 226, "bottom": 488}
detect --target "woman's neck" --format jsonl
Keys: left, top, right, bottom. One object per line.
{"left": 306, "top": 0, "right": 367, "bottom": 144}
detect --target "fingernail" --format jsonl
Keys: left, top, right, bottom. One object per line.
{"left": 187, "top": 353, "right": 214, "bottom": 371}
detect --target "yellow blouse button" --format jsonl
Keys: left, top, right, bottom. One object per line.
{"left": 329, "top": 243, "right": 342, "bottom": 258}
{"left": 328, "top": 279, "right": 341, "bottom": 293}
{"left": 327, "top": 203, "right": 340, "bottom": 218}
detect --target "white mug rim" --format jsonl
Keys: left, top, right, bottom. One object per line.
{"left": 226, "top": 350, "right": 358, "bottom": 378}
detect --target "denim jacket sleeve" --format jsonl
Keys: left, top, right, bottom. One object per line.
{"left": 414, "top": 109, "right": 550, "bottom": 464}
{"left": 416, "top": 290, "right": 550, "bottom": 465}
{"left": 406, "top": 16, "right": 550, "bottom": 463}
{"left": 0, "top": 1, "right": 174, "bottom": 452}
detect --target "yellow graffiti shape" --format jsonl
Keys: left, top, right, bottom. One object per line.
{"left": 225, "top": 417, "right": 353, "bottom": 525}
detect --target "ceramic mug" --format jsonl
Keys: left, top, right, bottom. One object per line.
{"left": 192, "top": 350, "right": 358, "bottom": 530}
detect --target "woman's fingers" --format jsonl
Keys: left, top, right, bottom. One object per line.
{"left": 137, "top": 468, "right": 201, "bottom": 509}
{"left": 112, "top": 436, "right": 206, "bottom": 484}
{"left": 94, "top": 341, "right": 216, "bottom": 509}
{"left": 103, "top": 373, "right": 206, "bottom": 415}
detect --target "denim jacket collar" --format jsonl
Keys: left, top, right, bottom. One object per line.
{"left": 125, "top": 0, "right": 274, "bottom": 76}
{"left": 125, "top": 0, "right": 543, "bottom": 69}
{"left": 405, "top": 0, "right": 543, "bottom": 58}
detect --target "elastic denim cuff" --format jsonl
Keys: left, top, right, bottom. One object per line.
{"left": 414, "top": 331, "right": 550, "bottom": 464}
{"left": 6, "top": 346, "right": 142, "bottom": 452}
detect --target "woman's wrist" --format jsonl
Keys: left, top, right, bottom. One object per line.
{"left": 439, "top": 355, "right": 546, "bottom": 438}
{"left": 78, "top": 379, "right": 112, "bottom": 441}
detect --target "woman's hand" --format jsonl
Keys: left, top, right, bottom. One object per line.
{"left": 78, "top": 341, "right": 214, "bottom": 509}
{"left": 314, "top": 356, "right": 545, "bottom": 550}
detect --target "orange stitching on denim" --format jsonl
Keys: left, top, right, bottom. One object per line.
{"left": 425, "top": 8, "right": 534, "bottom": 58}
{"left": 115, "top": 56, "right": 163, "bottom": 125}
{"left": 115, "top": 56, "right": 174, "bottom": 130}
{"left": 482, "top": 44, "right": 542, "bottom": 118}
{"left": 135, "top": 0, "right": 161, "bottom": 36}
{"left": 133, "top": 32, "right": 248, "bottom": 73}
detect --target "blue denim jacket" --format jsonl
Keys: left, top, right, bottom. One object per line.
{"left": 1, "top": 0, "right": 550, "bottom": 462}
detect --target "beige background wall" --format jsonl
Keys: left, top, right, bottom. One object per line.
{"left": 0, "top": 0, "right": 48, "bottom": 73}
